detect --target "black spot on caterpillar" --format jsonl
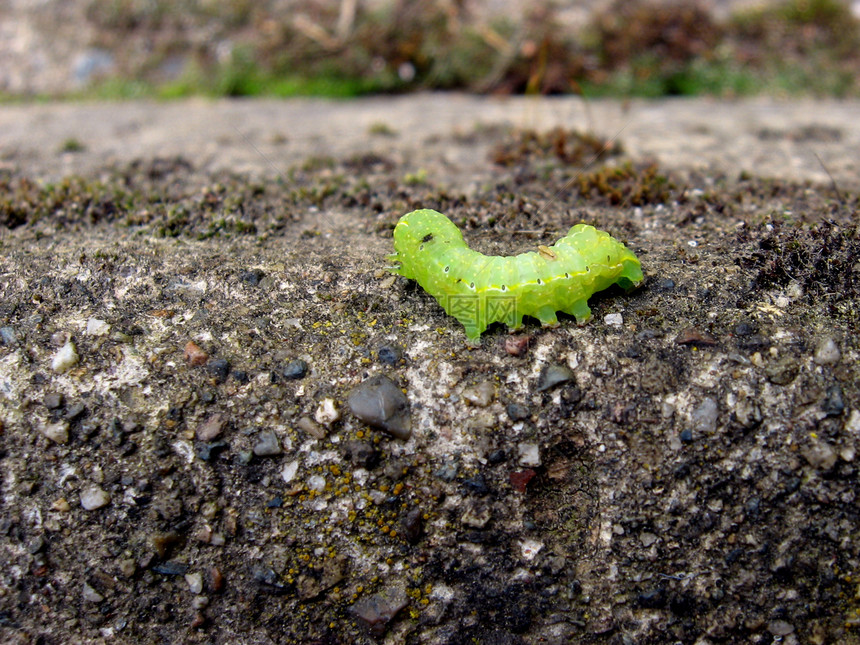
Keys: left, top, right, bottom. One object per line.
{"left": 389, "top": 209, "right": 644, "bottom": 341}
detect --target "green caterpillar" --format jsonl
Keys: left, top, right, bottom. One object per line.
{"left": 389, "top": 209, "right": 643, "bottom": 341}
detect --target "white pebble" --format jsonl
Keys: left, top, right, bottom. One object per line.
{"left": 80, "top": 486, "right": 110, "bottom": 510}
{"left": 52, "top": 341, "right": 79, "bottom": 372}
{"left": 82, "top": 583, "right": 104, "bottom": 603}
{"left": 86, "top": 318, "right": 110, "bottom": 336}
{"left": 519, "top": 538, "right": 543, "bottom": 560}
{"left": 604, "top": 313, "right": 623, "bottom": 327}
{"left": 314, "top": 398, "right": 340, "bottom": 426}
{"left": 845, "top": 409, "right": 860, "bottom": 435}
{"left": 184, "top": 572, "right": 204, "bottom": 594}
{"left": 281, "top": 460, "right": 299, "bottom": 484}
{"left": 517, "top": 442, "right": 541, "bottom": 467}
{"left": 39, "top": 421, "right": 69, "bottom": 444}
{"left": 307, "top": 474, "right": 326, "bottom": 492}
{"left": 813, "top": 338, "right": 840, "bottom": 365}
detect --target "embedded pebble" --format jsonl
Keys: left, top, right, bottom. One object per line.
{"left": 520, "top": 538, "right": 543, "bottom": 560}
{"left": 185, "top": 572, "right": 204, "bottom": 594}
{"left": 184, "top": 341, "right": 208, "bottom": 366}
{"left": 765, "top": 357, "right": 798, "bottom": 385}
{"left": 504, "top": 335, "right": 530, "bottom": 356}
{"left": 52, "top": 341, "right": 79, "bottom": 373}
{"left": 350, "top": 584, "right": 409, "bottom": 636}
{"left": 604, "top": 313, "right": 623, "bottom": 327}
{"left": 196, "top": 413, "right": 227, "bottom": 441}
{"left": 196, "top": 441, "right": 228, "bottom": 462}
{"left": 0, "top": 326, "right": 17, "bottom": 345}
{"left": 39, "top": 421, "right": 69, "bottom": 444}
{"left": 281, "top": 460, "right": 299, "bottom": 483}
{"left": 347, "top": 374, "right": 411, "bottom": 439}
{"left": 343, "top": 441, "right": 381, "bottom": 469}
{"left": 768, "top": 620, "right": 795, "bottom": 636}
{"left": 207, "top": 358, "right": 230, "bottom": 383}
{"left": 675, "top": 326, "right": 717, "bottom": 346}
{"left": 802, "top": 442, "right": 838, "bottom": 470}
{"left": 462, "top": 381, "right": 495, "bottom": 407}
{"left": 691, "top": 398, "right": 719, "bottom": 434}
{"left": 461, "top": 500, "right": 491, "bottom": 528}
{"left": 240, "top": 269, "right": 265, "bottom": 285}
{"left": 80, "top": 486, "right": 111, "bottom": 510}
{"left": 734, "top": 397, "right": 762, "bottom": 429}
{"left": 517, "top": 442, "right": 541, "bottom": 467}
{"left": 86, "top": 318, "right": 110, "bottom": 336}
{"left": 253, "top": 430, "right": 281, "bottom": 456}
{"left": 43, "top": 392, "right": 64, "bottom": 409}
{"left": 65, "top": 402, "right": 86, "bottom": 420}
{"left": 434, "top": 462, "right": 458, "bottom": 481}
{"left": 537, "top": 364, "right": 574, "bottom": 392}
{"left": 510, "top": 469, "right": 536, "bottom": 493}
{"left": 153, "top": 561, "right": 189, "bottom": 575}
{"left": 307, "top": 475, "right": 326, "bottom": 492}
{"left": 506, "top": 403, "right": 531, "bottom": 421}
{"left": 813, "top": 337, "right": 840, "bottom": 365}
{"left": 821, "top": 385, "right": 844, "bottom": 417}
{"left": 297, "top": 415, "right": 326, "bottom": 439}
{"left": 655, "top": 278, "right": 675, "bottom": 291}
{"left": 400, "top": 507, "right": 423, "bottom": 544}
{"left": 845, "top": 409, "right": 860, "bottom": 435}
{"left": 376, "top": 344, "right": 403, "bottom": 365}
{"left": 314, "top": 398, "right": 340, "bottom": 426}
{"left": 82, "top": 583, "right": 104, "bottom": 603}
{"left": 282, "top": 359, "right": 308, "bottom": 380}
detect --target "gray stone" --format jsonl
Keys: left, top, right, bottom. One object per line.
{"left": 347, "top": 375, "right": 411, "bottom": 439}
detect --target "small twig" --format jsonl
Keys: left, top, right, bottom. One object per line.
{"left": 814, "top": 152, "right": 844, "bottom": 203}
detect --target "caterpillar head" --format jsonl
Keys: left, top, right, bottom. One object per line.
{"left": 390, "top": 209, "right": 465, "bottom": 278}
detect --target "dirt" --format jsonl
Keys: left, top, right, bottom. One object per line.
{"left": 0, "top": 95, "right": 859, "bottom": 644}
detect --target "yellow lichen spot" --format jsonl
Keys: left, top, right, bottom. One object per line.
{"left": 389, "top": 530, "right": 397, "bottom": 538}
{"left": 381, "top": 525, "right": 390, "bottom": 534}
{"left": 810, "top": 432, "right": 818, "bottom": 439}
{"left": 393, "top": 483, "right": 404, "bottom": 495}
{"left": 420, "top": 597, "right": 429, "bottom": 605}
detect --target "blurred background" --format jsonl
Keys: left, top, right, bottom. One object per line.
{"left": 1, "top": 0, "right": 859, "bottom": 99}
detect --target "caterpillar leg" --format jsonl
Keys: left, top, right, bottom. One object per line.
{"left": 565, "top": 299, "right": 592, "bottom": 324}
{"left": 533, "top": 306, "right": 559, "bottom": 329}
{"left": 461, "top": 321, "right": 484, "bottom": 343}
